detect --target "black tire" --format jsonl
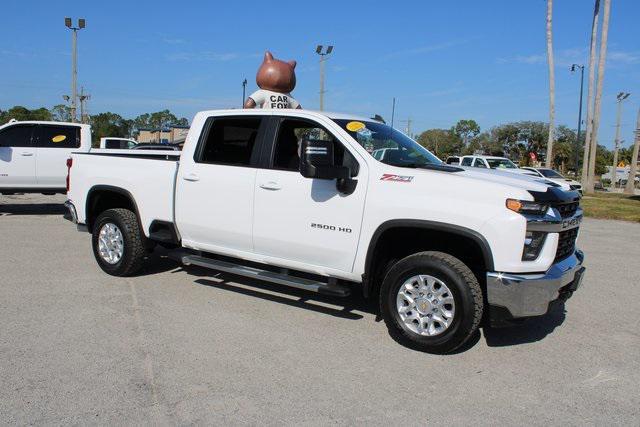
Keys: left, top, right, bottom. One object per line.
{"left": 380, "top": 251, "right": 483, "bottom": 354}
{"left": 92, "top": 208, "right": 146, "bottom": 276}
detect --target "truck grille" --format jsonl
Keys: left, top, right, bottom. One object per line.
{"left": 551, "top": 200, "right": 580, "bottom": 218}
{"left": 555, "top": 227, "right": 579, "bottom": 262}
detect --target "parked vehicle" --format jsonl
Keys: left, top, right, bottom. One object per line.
{"left": 460, "top": 155, "right": 537, "bottom": 176}
{"left": 521, "top": 167, "right": 582, "bottom": 194}
{"left": 65, "top": 109, "right": 585, "bottom": 353}
{"left": 100, "top": 137, "right": 138, "bottom": 149}
{"left": 132, "top": 143, "right": 181, "bottom": 151}
{"left": 445, "top": 156, "right": 460, "bottom": 165}
{"left": 0, "top": 120, "right": 91, "bottom": 194}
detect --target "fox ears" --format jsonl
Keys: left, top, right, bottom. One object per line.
{"left": 263, "top": 51, "right": 296, "bottom": 69}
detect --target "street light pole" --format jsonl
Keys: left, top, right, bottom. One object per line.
{"left": 64, "top": 17, "right": 85, "bottom": 123}
{"left": 315, "top": 45, "right": 333, "bottom": 111}
{"left": 612, "top": 92, "right": 630, "bottom": 188}
{"left": 624, "top": 108, "right": 640, "bottom": 194}
{"left": 571, "top": 64, "right": 584, "bottom": 175}
{"left": 242, "top": 78, "right": 247, "bottom": 108}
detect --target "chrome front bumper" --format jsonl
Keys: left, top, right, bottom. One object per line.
{"left": 486, "top": 250, "right": 585, "bottom": 318}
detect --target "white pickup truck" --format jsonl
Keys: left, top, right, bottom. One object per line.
{"left": 0, "top": 120, "right": 91, "bottom": 194}
{"left": 65, "top": 109, "right": 585, "bottom": 353}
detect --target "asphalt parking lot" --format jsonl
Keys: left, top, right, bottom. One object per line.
{"left": 1, "top": 194, "right": 639, "bottom": 425}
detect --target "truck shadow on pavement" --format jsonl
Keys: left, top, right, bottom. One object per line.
{"left": 140, "top": 252, "right": 568, "bottom": 352}
{"left": 0, "top": 203, "right": 66, "bottom": 216}
{"left": 482, "top": 302, "right": 566, "bottom": 347}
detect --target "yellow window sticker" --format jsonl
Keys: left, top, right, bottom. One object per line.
{"left": 346, "top": 121, "right": 365, "bottom": 132}
{"left": 52, "top": 135, "right": 67, "bottom": 143}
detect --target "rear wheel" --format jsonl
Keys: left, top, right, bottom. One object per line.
{"left": 92, "top": 208, "right": 146, "bottom": 276}
{"left": 380, "top": 251, "right": 483, "bottom": 354}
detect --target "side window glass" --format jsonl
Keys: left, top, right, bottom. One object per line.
{"left": 36, "top": 125, "right": 80, "bottom": 148}
{"left": 0, "top": 125, "right": 35, "bottom": 147}
{"left": 461, "top": 157, "right": 472, "bottom": 166}
{"left": 273, "top": 119, "right": 359, "bottom": 176}
{"left": 474, "top": 159, "right": 487, "bottom": 168}
{"left": 198, "top": 117, "right": 262, "bottom": 166}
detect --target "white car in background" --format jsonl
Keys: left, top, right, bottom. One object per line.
{"left": 460, "top": 155, "right": 535, "bottom": 176}
{"left": 521, "top": 167, "right": 582, "bottom": 194}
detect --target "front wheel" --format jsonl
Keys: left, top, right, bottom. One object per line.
{"left": 92, "top": 208, "right": 146, "bottom": 276}
{"left": 380, "top": 251, "right": 483, "bottom": 354}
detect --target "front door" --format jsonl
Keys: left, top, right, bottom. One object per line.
{"left": 175, "top": 115, "right": 267, "bottom": 255}
{"left": 0, "top": 124, "right": 36, "bottom": 189}
{"left": 253, "top": 117, "right": 367, "bottom": 273}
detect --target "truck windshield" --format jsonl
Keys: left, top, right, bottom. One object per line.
{"left": 333, "top": 119, "right": 442, "bottom": 168}
{"left": 486, "top": 158, "right": 517, "bottom": 169}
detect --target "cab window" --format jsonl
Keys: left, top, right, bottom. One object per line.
{"left": 461, "top": 157, "right": 473, "bottom": 166}
{"left": 197, "top": 117, "right": 263, "bottom": 166}
{"left": 0, "top": 124, "right": 35, "bottom": 147}
{"left": 473, "top": 158, "right": 487, "bottom": 168}
{"left": 272, "top": 118, "right": 359, "bottom": 176}
{"left": 35, "top": 125, "right": 81, "bottom": 148}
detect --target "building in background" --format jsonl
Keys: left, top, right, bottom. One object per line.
{"left": 137, "top": 124, "right": 189, "bottom": 144}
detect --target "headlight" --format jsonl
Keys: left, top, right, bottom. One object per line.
{"left": 506, "top": 199, "right": 549, "bottom": 216}
{"left": 522, "top": 231, "right": 547, "bottom": 261}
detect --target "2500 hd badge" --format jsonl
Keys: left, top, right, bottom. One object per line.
{"left": 311, "top": 223, "right": 352, "bottom": 233}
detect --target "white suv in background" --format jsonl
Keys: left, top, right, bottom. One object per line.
{"left": 0, "top": 120, "right": 91, "bottom": 194}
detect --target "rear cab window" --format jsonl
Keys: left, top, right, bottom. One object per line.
{"left": 35, "top": 125, "right": 81, "bottom": 148}
{"left": 461, "top": 157, "right": 473, "bottom": 166}
{"left": 195, "top": 116, "right": 265, "bottom": 166}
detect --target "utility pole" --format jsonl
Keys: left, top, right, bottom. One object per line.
{"left": 64, "top": 17, "right": 86, "bottom": 123}
{"left": 242, "top": 78, "right": 247, "bottom": 107}
{"left": 315, "top": 45, "right": 333, "bottom": 111}
{"left": 612, "top": 92, "right": 630, "bottom": 188}
{"left": 78, "top": 86, "right": 91, "bottom": 124}
{"left": 390, "top": 97, "right": 396, "bottom": 130}
{"left": 571, "top": 64, "right": 585, "bottom": 175}
{"left": 624, "top": 108, "right": 640, "bottom": 194}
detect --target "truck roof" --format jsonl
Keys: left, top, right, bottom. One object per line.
{"left": 196, "top": 109, "right": 378, "bottom": 123}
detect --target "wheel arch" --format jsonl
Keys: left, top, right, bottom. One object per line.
{"left": 85, "top": 185, "right": 142, "bottom": 233}
{"left": 362, "top": 219, "right": 495, "bottom": 298}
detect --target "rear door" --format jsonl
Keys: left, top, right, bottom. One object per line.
{"left": 175, "top": 115, "right": 267, "bottom": 254}
{"left": 0, "top": 124, "right": 37, "bottom": 188}
{"left": 252, "top": 116, "right": 367, "bottom": 272}
{"left": 34, "top": 124, "right": 81, "bottom": 188}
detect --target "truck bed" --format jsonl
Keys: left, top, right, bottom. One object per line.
{"left": 68, "top": 149, "right": 180, "bottom": 235}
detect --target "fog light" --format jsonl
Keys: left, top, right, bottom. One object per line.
{"left": 522, "top": 231, "right": 546, "bottom": 261}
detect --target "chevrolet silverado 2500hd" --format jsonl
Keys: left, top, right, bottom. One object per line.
{"left": 0, "top": 120, "right": 91, "bottom": 194}
{"left": 65, "top": 109, "right": 585, "bottom": 353}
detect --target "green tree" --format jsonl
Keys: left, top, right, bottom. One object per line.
{"left": 0, "top": 105, "right": 52, "bottom": 123}
{"left": 89, "top": 112, "right": 132, "bottom": 147}
{"left": 452, "top": 119, "right": 480, "bottom": 145}
{"left": 50, "top": 104, "right": 73, "bottom": 122}
{"left": 416, "top": 128, "right": 462, "bottom": 159}
{"left": 132, "top": 110, "right": 189, "bottom": 132}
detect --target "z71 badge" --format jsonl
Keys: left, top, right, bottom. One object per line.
{"left": 380, "top": 174, "right": 414, "bottom": 182}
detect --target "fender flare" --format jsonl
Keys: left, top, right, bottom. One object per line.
{"left": 362, "top": 219, "right": 495, "bottom": 297}
{"left": 85, "top": 185, "right": 142, "bottom": 232}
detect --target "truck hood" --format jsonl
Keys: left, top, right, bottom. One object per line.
{"left": 453, "top": 166, "right": 561, "bottom": 193}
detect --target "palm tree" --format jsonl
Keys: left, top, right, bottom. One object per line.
{"left": 586, "top": 0, "right": 611, "bottom": 193}
{"left": 545, "top": 0, "right": 555, "bottom": 168}
{"left": 581, "top": 0, "right": 600, "bottom": 186}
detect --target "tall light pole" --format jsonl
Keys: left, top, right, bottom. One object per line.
{"left": 315, "top": 45, "right": 333, "bottom": 111}
{"left": 242, "top": 78, "right": 247, "bottom": 108}
{"left": 571, "top": 64, "right": 585, "bottom": 175}
{"left": 612, "top": 92, "right": 630, "bottom": 188}
{"left": 624, "top": 108, "right": 640, "bottom": 194}
{"left": 64, "top": 17, "right": 86, "bottom": 123}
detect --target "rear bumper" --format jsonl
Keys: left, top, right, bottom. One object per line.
{"left": 486, "top": 249, "right": 585, "bottom": 320}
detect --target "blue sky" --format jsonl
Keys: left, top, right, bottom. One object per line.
{"left": 1, "top": 0, "right": 638, "bottom": 149}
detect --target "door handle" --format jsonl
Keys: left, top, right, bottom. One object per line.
{"left": 183, "top": 173, "right": 200, "bottom": 182}
{"left": 259, "top": 182, "right": 281, "bottom": 191}
{"left": 21, "top": 152, "right": 34, "bottom": 157}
